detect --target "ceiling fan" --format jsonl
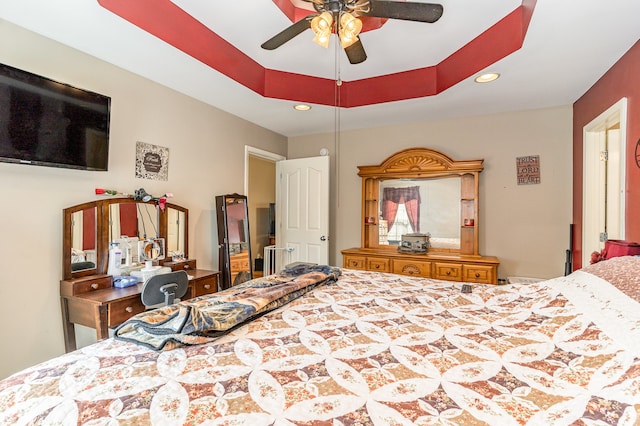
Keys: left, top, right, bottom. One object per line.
{"left": 261, "top": 0, "right": 444, "bottom": 65}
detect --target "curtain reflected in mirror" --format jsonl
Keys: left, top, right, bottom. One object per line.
{"left": 70, "top": 208, "right": 97, "bottom": 272}
{"left": 108, "top": 202, "right": 159, "bottom": 242}
{"left": 216, "top": 194, "right": 253, "bottom": 290}
{"left": 379, "top": 177, "right": 460, "bottom": 249}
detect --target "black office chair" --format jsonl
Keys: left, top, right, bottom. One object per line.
{"left": 141, "top": 271, "right": 189, "bottom": 309}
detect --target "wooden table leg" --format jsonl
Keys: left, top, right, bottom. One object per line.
{"left": 94, "top": 305, "right": 110, "bottom": 341}
{"left": 60, "top": 297, "right": 77, "bottom": 353}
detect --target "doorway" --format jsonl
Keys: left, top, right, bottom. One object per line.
{"left": 582, "top": 98, "right": 627, "bottom": 266}
{"left": 245, "top": 146, "right": 285, "bottom": 275}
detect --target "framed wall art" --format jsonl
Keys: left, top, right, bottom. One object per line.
{"left": 135, "top": 141, "right": 169, "bottom": 181}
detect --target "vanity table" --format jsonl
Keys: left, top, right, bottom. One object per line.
{"left": 60, "top": 198, "right": 219, "bottom": 352}
{"left": 342, "top": 148, "right": 499, "bottom": 284}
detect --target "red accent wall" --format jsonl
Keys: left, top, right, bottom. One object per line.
{"left": 573, "top": 40, "right": 640, "bottom": 269}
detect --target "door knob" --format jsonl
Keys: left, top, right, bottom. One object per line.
{"left": 320, "top": 236, "right": 327, "bottom": 241}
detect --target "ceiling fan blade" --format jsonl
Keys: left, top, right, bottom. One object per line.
{"left": 365, "top": 1, "right": 443, "bottom": 23}
{"left": 344, "top": 39, "right": 367, "bottom": 64}
{"left": 261, "top": 16, "right": 314, "bottom": 50}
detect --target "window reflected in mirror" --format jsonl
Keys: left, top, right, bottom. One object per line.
{"left": 379, "top": 177, "right": 460, "bottom": 250}
{"left": 70, "top": 207, "right": 97, "bottom": 272}
{"left": 166, "top": 207, "right": 186, "bottom": 261}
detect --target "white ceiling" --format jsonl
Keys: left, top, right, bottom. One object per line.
{"left": 1, "top": 0, "right": 639, "bottom": 137}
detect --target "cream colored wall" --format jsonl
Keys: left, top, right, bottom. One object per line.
{"left": 0, "top": 21, "right": 286, "bottom": 379}
{"left": 288, "top": 106, "right": 573, "bottom": 280}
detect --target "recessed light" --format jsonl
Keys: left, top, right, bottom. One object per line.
{"left": 294, "top": 104, "right": 311, "bottom": 111}
{"left": 474, "top": 73, "right": 500, "bottom": 83}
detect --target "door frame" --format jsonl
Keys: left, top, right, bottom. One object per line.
{"left": 244, "top": 146, "right": 286, "bottom": 196}
{"left": 582, "top": 97, "right": 627, "bottom": 266}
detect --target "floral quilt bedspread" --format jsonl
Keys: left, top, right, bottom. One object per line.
{"left": 2, "top": 264, "right": 640, "bottom": 425}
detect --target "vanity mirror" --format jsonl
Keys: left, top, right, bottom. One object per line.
{"left": 216, "top": 194, "right": 253, "bottom": 290}
{"left": 62, "top": 198, "right": 188, "bottom": 280}
{"left": 162, "top": 204, "right": 187, "bottom": 260}
{"left": 66, "top": 203, "right": 98, "bottom": 275}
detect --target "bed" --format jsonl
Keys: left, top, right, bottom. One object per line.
{"left": 2, "top": 256, "right": 640, "bottom": 425}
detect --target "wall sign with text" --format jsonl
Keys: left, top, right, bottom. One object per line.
{"left": 516, "top": 155, "right": 541, "bottom": 185}
{"left": 136, "top": 141, "right": 169, "bottom": 181}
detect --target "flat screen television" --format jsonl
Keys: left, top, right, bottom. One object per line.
{"left": 0, "top": 63, "right": 110, "bottom": 171}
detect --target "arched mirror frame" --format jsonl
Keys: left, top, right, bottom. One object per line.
{"left": 358, "top": 147, "right": 484, "bottom": 256}
{"left": 63, "top": 198, "right": 188, "bottom": 280}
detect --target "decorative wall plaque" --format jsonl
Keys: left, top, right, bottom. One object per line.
{"left": 136, "top": 141, "right": 169, "bottom": 181}
{"left": 516, "top": 155, "right": 541, "bottom": 185}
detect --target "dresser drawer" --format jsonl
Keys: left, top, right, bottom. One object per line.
{"left": 193, "top": 276, "right": 218, "bottom": 297}
{"left": 367, "top": 257, "right": 390, "bottom": 272}
{"left": 393, "top": 259, "right": 431, "bottom": 277}
{"left": 108, "top": 296, "right": 146, "bottom": 327}
{"left": 61, "top": 276, "right": 112, "bottom": 296}
{"left": 166, "top": 259, "right": 197, "bottom": 271}
{"left": 344, "top": 255, "right": 366, "bottom": 270}
{"left": 463, "top": 264, "right": 496, "bottom": 284}
{"left": 433, "top": 262, "right": 463, "bottom": 281}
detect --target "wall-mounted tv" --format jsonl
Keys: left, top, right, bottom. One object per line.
{"left": 0, "top": 63, "right": 110, "bottom": 171}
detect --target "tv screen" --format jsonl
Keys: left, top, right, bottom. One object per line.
{"left": 0, "top": 63, "right": 110, "bottom": 171}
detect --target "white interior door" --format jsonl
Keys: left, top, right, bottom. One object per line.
{"left": 582, "top": 98, "right": 626, "bottom": 266}
{"left": 276, "top": 156, "right": 330, "bottom": 266}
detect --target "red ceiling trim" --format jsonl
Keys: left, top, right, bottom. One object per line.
{"left": 97, "top": 0, "right": 265, "bottom": 93}
{"left": 436, "top": 6, "right": 527, "bottom": 93}
{"left": 97, "top": 0, "right": 536, "bottom": 108}
{"left": 264, "top": 69, "right": 336, "bottom": 105}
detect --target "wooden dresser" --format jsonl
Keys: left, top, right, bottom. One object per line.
{"left": 342, "top": 248, "right": 499, "bottom": 284}
{"left": 342, "top": 148, "right": 499, "bottom": 284}
{"left": 61, "top": 197, "right": 221, "bottom": 352}
{"left": 60, "top": 268, "right": 219, "bottom": 352}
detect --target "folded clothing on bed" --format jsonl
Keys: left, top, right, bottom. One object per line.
{"left": 114, "top": 264, "right": 341, "bottom": 350}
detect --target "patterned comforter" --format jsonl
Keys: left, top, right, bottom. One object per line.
{"left": 2, "top": 256, "right": 640, "bottom": 425}
{"left": 115, "top": 264, "right": 341, "bottom": 350}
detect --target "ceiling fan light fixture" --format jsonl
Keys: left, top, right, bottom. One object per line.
{"left": 339, "top": 12, "right": 362, "bottom": 48}
{"left": 313, "top": 30, "right": 331, "bottom": 48}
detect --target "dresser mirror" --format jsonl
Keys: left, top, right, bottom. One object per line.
{"left": 216, "top": 194, "right": 253, "bottom": 290}
{"left": 63, "top": 198, "right": 188, "bottom": 280}
{"left": 108, "top": 202, "right": 159, "bottom": 242}
{"left": 358, "top": 147, "right": 483, "bottom": 256}
{"left": 68, "top": 204, "right": 98, "bottom": 274}
{"left": 164, "top": 205, "right": 187, "bottom": 260}
{"left": 378, "top": 177, "right": 461, "bottom": 250}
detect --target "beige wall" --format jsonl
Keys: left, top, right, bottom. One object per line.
{"left": 288, "top": 106, "right": 573, "bottom": 280}
{"left": 0, "top": 21, "right": 287, "bottom": 379}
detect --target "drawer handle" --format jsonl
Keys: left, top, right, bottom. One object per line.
{"left": 204, "top": 284, "right": 211, "bottom": 290}
{"left": 125, "top": 306, "right": 133, "bottom": 313}
{"left": 375, "top": 265, "right": 380, "bottom": 269}
{"left": 91, "top": 283, "right": 99, "bottom": 290}
{"left": 183, "top": 265, "right": 191, "bottom": 270}
{"left": 446, "top": 271, "right": 451, "bottom": 275}
{"left": 475, "top": 273, "right": 480, "bottom": 278}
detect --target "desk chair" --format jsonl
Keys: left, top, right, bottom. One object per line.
{"left": 141, "top": 271, "right": 189, "bottom": 309}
